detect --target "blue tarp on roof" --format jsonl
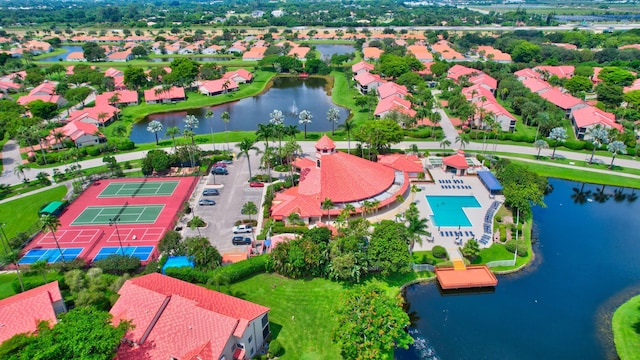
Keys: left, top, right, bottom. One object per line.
{"left": 477, "top": 171, "right": 503, "bottom": 192}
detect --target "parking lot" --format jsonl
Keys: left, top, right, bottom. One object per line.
{"left": 182, "top": 154, "right": 264, "bottom": 254}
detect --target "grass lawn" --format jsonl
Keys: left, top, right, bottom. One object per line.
{"left": 0, "top": 185, "right": 67, "bottom": 251}
{"left": 0, "top": 273, "right": 18, "bottom": 299}
{"left": 330, "top": 70, "right": 371, "bottom": 125}
{"left": 223, "top": 271, "right": 432, "bottom": 359}
{"left": 613, "top": 293, "right": 640, "bottom": 360}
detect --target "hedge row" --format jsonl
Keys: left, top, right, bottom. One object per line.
{"left": 164, "top": 255, "right": 268, "bottom": 285}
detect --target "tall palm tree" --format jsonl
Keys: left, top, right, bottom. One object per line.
{"left": 261, "top": 146, "right": 276, "bottom": 182}
{"left": 97, "top": 112, "right": 109, "bottom": 128}
{"left": 338, "top": 118, "right": 355, "bottom": 154}
{"left": 607, "top": 141, "right": 627, "bottom": 169}
{"left": 534, "top": 139, "right": 548, "bottom": 159}
{"left": 321, "top": 198, "right": 334, "bottom": 222}
{"left": 255, "top": 123, "right": 275, "bottom": 149}
{"left": 547, "top": 127, "right": 568, "bottom": 159}
{"left": 30, "top": 260, "right": 49, "bottom": 283}
{"left": 430, "top": 111, "right": 442, "bottom": 140}
{"left": 183, "top": 114, "right": 200, "bottom": 144}
{"left": 236, "top": 137, "right": 260, "bottom": 179}
{"left": 147, "top": 120, "right": 164, "bottom": 145}
{"left": 587, "top": 125, "right": 610, "bottom": 164}
{"left": 455, "top": 133, "right": 470, "bottom": 149}
{"left": 53, "top": 130, "right": 65, "bottom": 150}
{"left": 284, "top": 124, "right": 299, "bottom": 140}
{"left": 406, "top": 213, "right": 430, "bottom": 254}
{"left": 0, "top": 250, "right": 24, "bottom": 292}
{"left": 298, "top": 110, "right": 313, "bottom": 139}
{"left": 165, "top": 126, "right": 181, "bottom": 152}
{"left": 327, "top": 107, "right": 340, "bottom": 135}
{"left": 13, "top": 163, "right": 31, "bottom": 182}
{"left": 205, "top": 110, "right": 215, "bottom": 150}
{"left": 221, "top": 111, "right": 231, "bottom": 151}
{"left": 440, "top": 138, "right": 451, "bottom": 150}
{"left": 41, "top": 215, "right": 65, "bottom": 263}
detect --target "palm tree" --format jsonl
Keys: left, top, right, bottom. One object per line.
{"left": 298, "top": 110, "right": 313, "bottom": 139}
{"left": 183, "top": 129, "right": 195, "bottom": 145}
{"left": 586, "top": 125, "right": 610, "bottom": 164}
{"left": 440, "top": 138, "right": 451, "bottom": 150}
{"left": 13, "top": 163, "right": 31, "bottom": 182}
{"left": 321, "top": 198, "right": 334, "bottom": 222}
{"left": 165, "top": 126, "right": 181, "bottom": 152}
{"left": 236, "top": 137, "right": 260, "bottom": 179}
{"left": 430, "top": 111, "right": 442, "bottom": 140}
{"left": 455, "top": 133, "right": 470, "bottom": 149}
{"left": 261, "top": 146, "right": 276, "bottom": 182}
{"left": 183, "top": 114, "right": 200, "bottom": 144}
{"left": 547, "top": 127, "right": 568, "bottom": 159}
{"left": 338, "top": 118, "right": 355, "bottom": 154}
{"left": 112, "top": 123, "right": 127, "bottom": 138}
{"left": 221, "top": 111, "right": 231, "bottom": 151}
{"left": 344, "top": 203, "right": 356, "bottom": 217}
{"left": 53, "top": 130, "right": 65, "bottom": 150}
{"left": 255, "top": 123, "right": 275, "bottom": 149}
{"left": 147, "top": 120, "right": 164, "bottom": 145}
{"left": 97, "top": 112, "right": 109, "bottom": 128}
{"left": 607, "top": 141, "right": 627, "bottom": 169}
{"left": 0, "top": 250, "right": 24, "bottom": 292}
{"left": 205, "top": 110, "right": 215, "bottom": 150}
{"left": 534, "top": 139, "right": 548, "bottom": 159}
{"left": 30, "top": 260, "right": 49, "bottom": 283}
{"left": 242, "top": 201, "right": 258, "bottom": 221}
{"left": 406, "top": 213, "right": 430, "bottom": 253}
{"left": 41, "top": 214, "right": 65, "bottom": 263}
{"left": 327, "top": 107, "right": 340, "bottom": 135}
{"left": 361, "top": 200, "right": 373, "bottom": 218}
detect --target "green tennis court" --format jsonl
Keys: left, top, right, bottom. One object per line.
{"left": 98, "top": 181, "right": 179, "bottom": 198}
{"left": 71, "top": 205, "right": 165, "bottom": 225}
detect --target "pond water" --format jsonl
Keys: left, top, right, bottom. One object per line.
{"left": 150, "top": 57, "right": 235, "bottom": 63}
{"left": 396, "top": 179, "right": 640, "bottom": 360}
{"left": 314, "top": 44, "right": 355, "bottom": 60}
{"left": 129, "top": 77, "right": 350, "bottom": 144}
{"left": 40, "top": 45, "right": 83, "bottom": 62}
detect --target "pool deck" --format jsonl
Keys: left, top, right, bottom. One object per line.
{"left": 413, "top": 168, "right": 505, "bottom": 252}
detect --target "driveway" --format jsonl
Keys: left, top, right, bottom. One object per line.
{"left": 182, "top": 153, "right": 264, "bottom": 254}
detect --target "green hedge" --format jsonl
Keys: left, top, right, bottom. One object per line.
{"left": 432, "top": 245, "right": 447, "bottom": 259}
{"left": 164, "top": 255, "right": 269, "bottom": 285}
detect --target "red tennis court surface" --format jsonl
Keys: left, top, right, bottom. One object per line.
{"left": 23, "top": 177, "right": 198, "bottom": 264}
{"left": 435, "top": 265, "right": 498, "bottom": 290}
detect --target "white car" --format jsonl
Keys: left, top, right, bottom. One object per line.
{"left": 233, "top": 224, "right": 253, "bottom": 234}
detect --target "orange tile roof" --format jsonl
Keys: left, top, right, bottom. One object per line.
{"left": 436, "top": 265, "right": 498, "bottom": 289}
{"left": 363, "top": 47, "right": 383, "bottom": 59}
{"left": 572, "top": 105, "right": 623, "bottom": 132}
{"left": 443, "top": 150, "right": 469, "bottom": 169}
{"left": 144, "top": 86, "right": 186, "bottom": 102}
{"left": 377, "top": 154, "right": 424, "bottom": 173}
{"left": 315, "top": 134, "right": 335, "bottom": 151}
{"left": 0, "top": 281, "right": 62, "bottom": 343}
{"left": 351, "top": 61, "right": 374, "bottom": 74}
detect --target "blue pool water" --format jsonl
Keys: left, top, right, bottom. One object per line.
{"left": 162, "top": 256, "right": 195, "bottom": 274}
{"left": 426, "top": 195, "right": 481, "bottom": 227}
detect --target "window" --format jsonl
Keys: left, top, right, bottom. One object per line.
{"left": 250, "top": 347, "right": 255, "bottom": 356}
{"left": 248, "top": 335, "right": 253, "bottom": 344}
{"left": 236, "top": 343, "right": 244, "bottom": 349}
{"left": 261, "top": 314, "right": 269, "bottom": 328}
{"left": 262, "top": 324, "right": 270, "bottom": 339}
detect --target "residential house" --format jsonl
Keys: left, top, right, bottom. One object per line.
{"left": 110, "top": 273, "right": 271, "bottom": 360}
{"left": 475, "top": 45, "right": 512, "bottom": 63}
{"left": 47, "top": 121, "right": 105, "bottom": 148}
{"left": 570, "top": 106, "right": 623, "bottom": 140}
{"left": 242, "top": 46, "right": 267, "bottom": 61}
{"left": 462, "top": 84, "right": 495, "bottom": 102}
{"left": 66, "top": 52, "right": 86, "bottom": 62}
{"left": 67, "top": 103, "right": 119, "bottom": 126}
{"left": 104, "top": 68, "right": 124, "bottom": 78}
{"left": 95, "top": 90, "right": 139, "bottom": 107}
{"left": 351, "top": 61, "right": 374, "bottom": 76}
{"left": 227, "top": 44, "right": 247, "bottom": 54}
{"left": 363, "top": 47, "right": 384, "bottom": 61}
{"left": 354, "top": 71, "right": 385, "bottom": 94}
{"left": 202, "top": 44, "right": 223, "bottom": 55}
{"left": 407, "top": 45, "right": 433, "bottom": 63}
{"left": 446, "top": 64, "right": 480, "bottom": 82}
{"left": 538, "top": 88, "right": 586, "bottom": 117}
{"left": 534, "top": 65, "right": 575, "bottom": 79}
{"left": 469, "top": 73, "right": 498, "bottom": 93}
{"left": 514, "top": 68, "right": 540, "bottom": 81}
{"left": 474, "top": 98, "right": 517, "bottom": 132}
{"left": 107, "top": 49, "right": 134, "bottom": 62}
{"left": 288, "top": 46, "right": 310, "bottom": 60}
{"left": 521, "top": 77, "right": 552, "bottom": 94}
{"left": 17, "top": 82, "right": 67, "bottom": 107}
{"left": 430, "top": 40, "right": 465, "bottom": 61}
{"left": 0, "top": 282, "right": 66, "bottom": 344}
{"left": 144, "top": 86, "right": 186, "bottom": 104}
{"left": 377, "top": 82, "right": 408, "bottom": 100}
{"left": 199, "top": 78, "right": 239, "bottom": 96}
{"left": 23, "top": 40, "right": 53, "bottom": 55}
{"left": 374, "top": 96, "right": 416, "bottom": 119}
{"left": 222, "top": 69, "right": 253, "bottom": 84}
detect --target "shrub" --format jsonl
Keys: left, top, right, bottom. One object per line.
{"left": 9, "top": 232, "right": 30, "bottom": 249}
{"left": 272, "top": 224, "right": 307, "bottom": 235}
{"left": 211, "top": 255, "right": 268, "bottom": 283}
{"left": 165, "top": 266, "right": 209, "bottom": 284}
{"left": 158, "top": 230, "right": 185, "bottom": 255}
{"left": 93, "top": 254, "right": 141, "bottom": 275}
{"left": 143, "top": 259, "right": 160, "bottom": 274}
{"left": 432, "top": 245, "right": 447, "bottom": 258}
{"left": 505, "top": 240, "right": 516, "bottom": 253}
{"left": 11, "top": 275, "right": 46, "bottom": 293}
{"left": 234, "top": 219, "right": 258, "bottom": 226}
{"left": 117, "top": 139, "right": 135, "bottom": 151}
{"left": 187, "top": 216, "right": 206, "bottom": 228}
{"left": 268, "top": 339, "right": 283, "bottom": 358}
{"left": 563, "top": 140, "right": 585, "bottom": 151}
{"left": 85, "top": 146, "right": 101, "bottom": 156}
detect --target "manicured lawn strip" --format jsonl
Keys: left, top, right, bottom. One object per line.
{"left": 33, "top": 48, "right": 67, "bottom": 60}
{"left": 0, "top": 185, "right": 67, "bottom": 245}
{"left": 494, "top": 152, "right": 640, "bottom": 176}
{"left": 0, "top": 272, "right": 65, "bottom": 300}
{"left": 612, "top": 293, "right": 640, "bottom": 360}
{"left": 330, "top": 70, "right": 370, "bottom": 124}
{"left": 0, "top": 273, "right": 18, "bottom": 299}
{"left": 486, "top": 220, "right": 532, "bottom": 271}
{"left": 224, "top": 274, "right": 343, "bottom": 359}
{"left": 509, "top": 159, "right": 640, "bottom": 189}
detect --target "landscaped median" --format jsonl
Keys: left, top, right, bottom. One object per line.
{"left": 612, "top": 293, "right": 640, "bottom": 360}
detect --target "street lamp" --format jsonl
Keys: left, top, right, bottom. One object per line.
{"left": 0, "top": 223, "right": 9, "bottom": 253}
{"left": 109, "top": 218, "right": 125, "bottom": 256}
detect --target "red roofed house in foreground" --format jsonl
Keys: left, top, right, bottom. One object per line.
{"left": 110, "top": 273, "right": 270, "bottom": 360}
{"left": 570, "top": 106, "right": 623, "bottom": 140}
{"left": 46, "top": 120, "right": 105, "bottom": 148}
{"left": 144, "top": 86, "right": 186, "bottom": 104}
{"left": 0, "top": 281, "right": 66, "bottom": 344}
{"left": 199, "top": 78, "right": 239, "bottom": 96}
{"left": 271, "top": 135, "right": 420, "bottom": 222}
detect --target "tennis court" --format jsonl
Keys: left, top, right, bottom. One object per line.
{"left": 93, "top": 246, "right": 154, "bottom": 262}
{"left": 71, "top": 205, "right": 164, "bottom": 225}
{"left": 19, "top": 248, "right": 83, "bottom": 264}
{"left": 98, "top": 180, "right": 179, "bottom": 198}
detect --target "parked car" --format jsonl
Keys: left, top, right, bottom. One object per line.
{"left": 202, "top": 188, "right": 220, "bottom": 196}
{"left": 198, "top": 199, "right": 216, "bottom": 206}
{"left": 232, "top": 236, "right": 252, "bottom": 245}
{"left": 211, "top": 167, "right": 228, "bottom": 175}
{"left": 233, "top": 224, "right": 253, "bottom": 234}
{"left": 249, "top": 182, "right": 265, "bottom": 188}
{"left": 214, "top": 161, "right": 227, "bottom": 168}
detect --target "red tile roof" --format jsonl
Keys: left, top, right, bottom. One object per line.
{"left": 315, "top": 134, "right": 336, "bottom": 151}
{"left": 200, "top": 79, "right": 239, "bottom": 94}
{"left": 462, "top": 84, "right": 495, "bottom": 101}
{"left": 111, "top": 273, "right": 269, "bottom": 360}
{"left": 535, "top": 65, "right": 575, "bottom": 79}
{"left": 624, "top": 78, "right": 640, "bottom": 93}
{"left": 521, "top": 77, "right": 551, "bottom": 93}
{"left": 95, "top": 90, "right": 138, "bottom": 106}
{"left": 475, "top": 45, "right": 512, "bottom": 62}
{"left": 572, "top": 105, "right": 623, "bottom": 132}
{"left": 447, "top": 64, "right": 480, "bottom": 81}
{"left": 354, "top": 72, "right": 385, "bottom": 87}
{"left": 363, "top": 47, "right": 383, "bottom": 59}
{"left": 0, "top": 281, "right": 62, "bottom": 343}
{"left": 514, "top": 68, "right": 540, "bottom": 80}
{"left": 144, "top": 86, "right": 186, "bottom": 102}
{"left": 222, "top": 69, "right": 253, "bottom": 82}
{"left": 469, "top": 73, "right": 497, "bottom": 90}
{"left": 374, "top": 96, "right": 416, "bottom": 118}
{"left": 443, "top": 150, "right": 469, "bottom": 169}
{"left": 377, "top": 154, "right": 424, "bottom": 173}
{"left": 407, "top": 45, "right": 433, "bottom": 62}
{"left": 377, "top": 82, "right": 408, "bottom": 100}
{"left": 538, "top": 88, "right": 583, "bottom": 110}
{"left": 351, "top": 61, "right": 374, "bottom": 74}
{"left": 17, "top": 94, "right": 63, "bottom": 106}
{"left": 67, "top": 103, "right": 119, "bottom": 124}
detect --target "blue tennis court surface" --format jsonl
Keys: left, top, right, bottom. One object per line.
{"left": 19, "top": 248, "right": 83, "bottom": 264}
{"left": 93, "top": 246, "right": 154, "bottom": 261}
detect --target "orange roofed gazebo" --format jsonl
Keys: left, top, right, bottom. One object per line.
{"left": 442, "top": 150, "right": 469, "bottom": 176}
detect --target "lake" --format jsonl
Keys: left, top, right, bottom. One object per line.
{"left": 396, "top": 179, "right": 640, "bottom": 360}
{"left": 129, "top": 77, "right": 350, "bottom": 144}
{"left": 40, "top": 45, "right": 83, "bottom": 62}
{"left": 314, "top": 44, "right": 355, "bottom": 60}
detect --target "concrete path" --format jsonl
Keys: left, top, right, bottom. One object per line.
{"left": 1, "top": 140, "right": 24, "bottom": 184}
{"left": 431, "top": 90, "right": 459, "bottom": 143}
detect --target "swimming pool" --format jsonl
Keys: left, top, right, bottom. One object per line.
{"left": 426, "top": 195, "right": 481, "bottom": 227}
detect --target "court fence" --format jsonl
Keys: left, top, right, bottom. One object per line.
{"left": 486, "top": 259, "right": 516, "bottom": 268}
{"left": 412, "top": 264, "right": 435, "bottom": 272}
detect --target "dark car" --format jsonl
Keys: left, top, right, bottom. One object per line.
{"left": 202, "top": 188, "right": 220, "bottom": 196}
{"left": 249, "top": 182, "right": 265, "bottom": 188}
{"left": 232, "top": 236, "right": 252, "bottom": 245}
{"left": 198, "top": 199, "right": 216, "bottom": 206}
{"left": 211, "top": 167, "right": 228, "bottom": 175}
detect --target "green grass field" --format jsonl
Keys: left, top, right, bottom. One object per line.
{"left": 0, "top": 186, "right": 67, "bottom": 252}
{"left": 612, "top": 293, "right": 640, "bottom": 360}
